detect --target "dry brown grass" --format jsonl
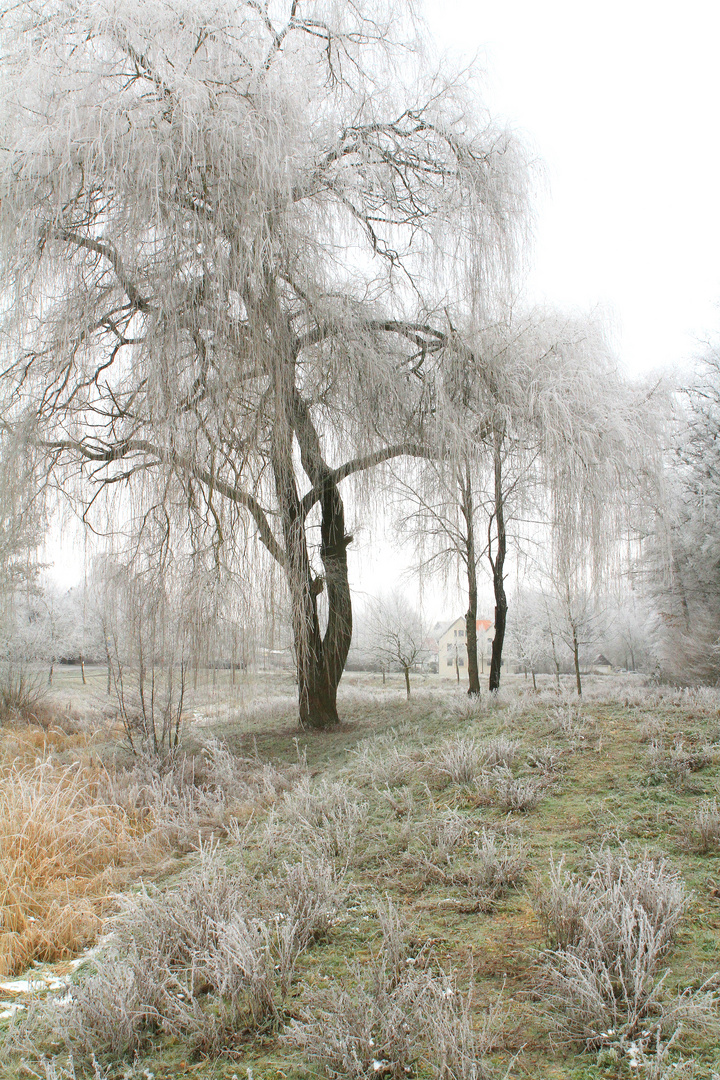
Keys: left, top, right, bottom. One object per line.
{"left": 0, "top": 752, "right": 154, "bottom": 976}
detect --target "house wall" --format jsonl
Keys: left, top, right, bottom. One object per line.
{"left": 437, "top": 618, "right": 505, "bottom": 675}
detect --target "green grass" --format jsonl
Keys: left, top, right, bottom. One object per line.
{"left": 2, "top": 674, "right": 720, "bottom": 1078}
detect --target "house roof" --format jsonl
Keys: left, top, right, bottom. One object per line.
{"left": 431, "top": 617, "right": 464, "bottom": 640}
{"left": 432, "top": 617, "right": 494, "bottom": 640}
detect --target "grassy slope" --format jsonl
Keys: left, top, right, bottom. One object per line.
{"left": 2, "top": 671, "right": 720, "bottom": 1079}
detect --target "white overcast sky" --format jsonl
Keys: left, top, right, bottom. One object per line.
{"left": 423, "top": 0, "right": 720, "bottom": 378}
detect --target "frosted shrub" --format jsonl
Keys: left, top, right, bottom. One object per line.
{"left": 424, "top": 811, "right": 471, "bottom": 863}
{"left": 532, "top": 848, "right": 714, "bottom": 1045}
{"left": 47, "top": 841, "right": 321, "bottom": 1055}
{"left": 273, "top": 777, "right": 369, "bottom": 862}
{"left": 284, "top": 913, "right": 504, "bottom": 1080}
{"left": 692, "top": 798, "right": 720, "bottom": 852}
{"left": 492, "top": 767, "right": 544, "bottom": 811}
{"left": 464, "top": 828, "right": 527, "bottom": 910}
{"left": 551, "top": 703, "right": 589, "bottom": 741}
{"left": 526, "top": 744, "right": 564, "bottom": 777}
{"left": 348, "top": 735, "right": 420, "bottom": 787}
{"left": 276, "top": 854, "right": 346, "bottom": 945}
{"left": 380, "top": 784, "right": 415, "bottom": 818}
{"left": 446, "top": 694, "right": 491, "bottom": 722}
{"left": 644, "top": 740, "right": 713, "bottom": 786}
{"left": 481, "top": 735, "right": 521, "bottom": 769}
{"left": 434, "top": 736, "right": 487, "bottom": 784}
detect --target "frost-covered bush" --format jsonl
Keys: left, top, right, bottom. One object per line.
{"left": 492, "top": 767, "right": 544, "bottom": 811}
{"left": 533, "top": 848, "right": 715, "bottom": 1046}
{"left": 434, "top": 736, "right": 487, "bottom": 784}
{"left": 691, "top": 798, "right": 720, "bottom": 852}
{"left": 268, "top": 776, "right": 369, "bottom": 862}
{"left": 463, "top": 828, "right": 527, "bottom": 910}
{"left": 29, "top": 842, "right": 343, "bottom": 1056}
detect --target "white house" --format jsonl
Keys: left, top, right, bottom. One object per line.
{"left": 430, "top": 617, "right": 505, "bottom": 676}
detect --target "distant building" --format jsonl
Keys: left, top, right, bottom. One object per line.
{"left": 429, "top": 617, "right": 505, "bottom": 677}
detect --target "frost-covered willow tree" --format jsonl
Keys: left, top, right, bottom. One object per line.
{"left": 395, "top": 308, "right": 657, "bottom": 693}
{"left": 0, "top": 0, "right": 528, "bottom": 727}
{"left": 649, "top": 349, "right": 720, "bottom": 681}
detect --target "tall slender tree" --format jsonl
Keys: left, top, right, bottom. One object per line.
{"left": 393, "top": 309, "right": 656, "bottom": 693}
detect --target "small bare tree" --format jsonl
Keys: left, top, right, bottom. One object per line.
{"left": 97, "top": 556, "right": 192, "bottom": 756}
{"left": 367, "top": 593, "right": 429, "bottom": 699}
{"left": 552, "top": 561, "right": 604, "bottom": 697}
{"left": 507, "top": 588, "right": 550, "bottom": 689}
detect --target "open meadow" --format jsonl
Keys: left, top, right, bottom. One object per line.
{"left": 1, "top": 670, "right": 720, "bottom": 1080}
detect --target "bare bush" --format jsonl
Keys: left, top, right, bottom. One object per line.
{"left": 446, "top": 694, "right": 492, "bottom": 722}
{"left": 532, "top": 848, "right": 713, "bottom": 1046}
{"left": 644, "top": 739, "right": 714, "bottom": 786}
{"left": 462, "top": 828, "right": 527, "bottom": 911}
{"left": 19, "top": 1053, "right": 116, "bottom": 1080}
{"left": 379, "top": 785, "right": 415, "bottom": 818}
{"left": 375, "top": 899, "right": 412, "bottom": 989}
{"left": 691, "top": 798, "right": 720, "bottom": 852}
{"left": 480, "top": 735, "right": 522, "bottom": 769}
{"left": 550, "top": 703, "right": 590, "bottom": 741}
{"left": 275, "top": 855, "right": 346, "bottom": 946}
{"left": 425, "top": 978, "right": 507, "bottom": 1080}
{"left": 492, "top": 767, "right": 544, "bottom": 812}
{"left": 526, "top": 744, "right": 564, "bottom": 777}
{"left": 423, "top": 811, "right": 471, "bottom": 864}
{"left": 270, "top": 777, "right": 369, "bottom": 863}
{"left": 284, "top": 919, "right": 505, "bottom": 1080}
{"left": 0, "top": 667, "right": 49, "bottom": 728}
{"left": 434, "top": 736, "right": 487, "bottom": 785}
{"left": 36, "top": 840, "right": 324, "bottom": 1056}
{"left": 347, "top": 735, "right": 420, "bottom": 787}
{"left": 638, "top": 717, "right": 666, "bottom": 744}
{"left": 597, "top": 1026, "right": 710, "bottom": 1079}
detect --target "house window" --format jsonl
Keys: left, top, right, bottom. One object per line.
{"left": 446, "top": 659, "right": 453, "bottom": 667}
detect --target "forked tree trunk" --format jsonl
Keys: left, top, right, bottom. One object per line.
{"left": 460, "top": 468, "right": 480, "bottom": 697}
{"left": 488, "top": 434, "right": 507, "bottom": 693}
{"left": 273, "top": 385, "right": 353, "bottom": 729}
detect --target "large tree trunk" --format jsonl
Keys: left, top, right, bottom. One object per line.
{"left": 271, "top": 389, "right": 353, "bottom": 730}
{"left": 488, "top": 434, "right": 507, "bottom": 693}
{"left": 460, "top": 468, "right": 480, "bottom": 696}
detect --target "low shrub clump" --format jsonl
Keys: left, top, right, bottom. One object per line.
{"left": 0, "top": 733, "right": 302, "bottom": 977}
{"left": 691, "top": 797, "right": 720, "bottom": 852}
{"left": 533, "top": 847, "right": 716, "bottom": 1047}
{"left": 0, "top": 667, "right": 51, "bottom": 728}
{"left": 19, "top": 841, "right": 345, "bottom": 1057}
